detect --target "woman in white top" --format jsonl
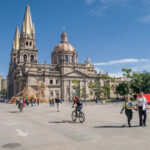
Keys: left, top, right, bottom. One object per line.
{"left": 136, "top": 92, "right": 148, "bottom": 126}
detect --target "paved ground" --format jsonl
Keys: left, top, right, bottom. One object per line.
{"left": 0, "top": 102, "right": 150, "bottom": 150}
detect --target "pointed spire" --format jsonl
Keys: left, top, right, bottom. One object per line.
{"left": 13, "top": 27, "right": 20, "bottom": 50}
{"left": 85, "top": 57, "right": 91, "bottom": 64}
{"left": 32, "top": 23, "right": 35, "bottom": 34}
{"left": 61, "top": 32, "right": 68, "bottom": 43}
{"left": 21, "top": 5, "right": 34, "bottom": 36}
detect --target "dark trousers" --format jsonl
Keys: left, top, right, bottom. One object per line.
{"left": 125, "top": 109, "right": 133, "bottom": 126}
{"left": 138, "top": 106, "right": 147, "bottom": 125}
{"left": 75, "top": 105, "right": 82, "bottom": 116}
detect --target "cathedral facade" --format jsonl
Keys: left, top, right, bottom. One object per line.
{"left": 8, "top": 5, "right": 122, "bottom": 101}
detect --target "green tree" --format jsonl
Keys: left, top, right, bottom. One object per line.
{"left": 81, "top": 87, "right": 88, "bottom": 99}
{"left": 72, "top": 80, "right": 80, "bottom": 97}
{"left": 122, "top": 68, "right": 132, "bottom": 94}
{"left": 116, "top": 82, "right": 129, "bottom": 97}
{"left": 141, "top": 72, "right": 150, "bottom": 93}
{"left": 130, "top": 72, "right": 150, "bottom": 94}
{"left": 88, "top": 80, "right": 103, "bottom": 99}
{"left": 103, "top": 84, "right": 111, "bottom": 99}
{"left": 122, "top": 68, "right": 132, "bottom": 79}
{"left": 0, "top": 89, "right": 7, "bottom": 98}
{"left": 130, "top": 72, "right": 143, "bottom": 93}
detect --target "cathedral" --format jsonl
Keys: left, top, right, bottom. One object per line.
{"left": 8, "top": 5, "right": 122, "bottom": 101}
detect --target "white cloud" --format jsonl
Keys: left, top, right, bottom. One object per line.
{"left": 0, "top": 72, "right": 4, "bottom": 76}
{"left": 95, "top": 67, "right": 103, "bottom": 73}
{"left": 109, "top": 72, "right": 124, "bottom": 77}
{"left": 94, "top": 58, "right": 148, "bottom": 66}
{"left": 86, "top": 0, "right": 129, "bottom": 16}
{"left": 138, "top": 14, "right": 150, "bottom": 24}
{"left": 132, "top": 65, "right": 150, "bottom": 72}
{"left": 85, "top": 0, "right": 95, "bottom": 5}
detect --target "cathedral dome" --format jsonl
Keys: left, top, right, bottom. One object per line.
{"left": 54, "top": 32, "right": 75, "bottom": 53}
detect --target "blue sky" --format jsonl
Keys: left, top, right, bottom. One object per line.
{"left": 0, "top": 0, "right": 150, "bottom": 78}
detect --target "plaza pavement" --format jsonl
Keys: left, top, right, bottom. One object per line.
{"left": 0, "top": 102, "right": 150, "bottom": 150}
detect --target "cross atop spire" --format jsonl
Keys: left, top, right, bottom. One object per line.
{"left": 21, "top": 5, "right": 35, "bottom": 38}
{"left": 61, "top": 32, "right": 68, "bottom": 43}
{"left": 13, "top": 27, "right": 20, "bottom": 51}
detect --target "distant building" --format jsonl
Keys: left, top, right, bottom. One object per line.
{"left": 7, "top": 5, "right": 125, "bottom": 101}
{"left": 2, "top": 79, "right": 7, "bottom": 90}
{"left": 0, "top": 76, "right": 7, "bottom": 91}
{"left": 0, "top": 76, "right": 2, "bottom": 90}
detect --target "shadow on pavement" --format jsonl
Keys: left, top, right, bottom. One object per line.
{"left": 94, "top": 125, "right": 139, "bottom": 128}
{"left": 49, "top": 120, "right": 77, "bottom": 124}
{"left": 9, "top": 111, "right": 20, "bottom": 113}
{"left": 2, "top": 143, "right": 21, "bottom": 149}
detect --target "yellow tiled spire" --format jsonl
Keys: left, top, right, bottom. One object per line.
{"left": 13, "top": 27, "right": 20, "bottom": 50}
{"left": 21, "top": 5, "right": 34, "bottom": 36}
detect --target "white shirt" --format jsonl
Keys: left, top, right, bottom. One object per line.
{"left": 137, "top": 97, "right": 147, "bottom": 111}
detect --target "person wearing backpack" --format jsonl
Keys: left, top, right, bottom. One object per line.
{"left": 72, "top": 96, "right": 83, "bottom": 117}
{"left": 120, "top": 95, "right": 136, "bottom": 127}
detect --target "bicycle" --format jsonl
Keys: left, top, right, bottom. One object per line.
{"left": 72, "top": 107, "right": 85, "bottom": 123}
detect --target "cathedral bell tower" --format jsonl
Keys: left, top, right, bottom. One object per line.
{"left": 11, "top": 27, "right": 20, "bottom": 64}
{"left": 17, "top": 5, "right": 37, "bottom": 64}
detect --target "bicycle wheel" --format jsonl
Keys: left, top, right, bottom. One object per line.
{"left": 79, "top": 111, "right": 85, "bottom": 123}
{"left": 72, "top": 111, "right": 77, "bottom": 122}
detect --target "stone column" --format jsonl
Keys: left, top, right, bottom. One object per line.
{"left": 79, "top": 80, "right": 82, "bottom": 98}
{"left": 84, "top": 79, "right": 87, "bottom": 100}
{"left": 61, "top": 79, "right": 65, "bottom": 101}
{"left": 69, "top": 80, "right": 72, "bottom": 101}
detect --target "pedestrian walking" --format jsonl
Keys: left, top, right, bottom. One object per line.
{"left": 37, "top": 98, "right": 39, "bottom": 106}
{"left": 136, "top": 92, "right": 148, "bottom": 127}
{"left": 55, "top": 97, "right": 61, "bottom": 112}
{"left": 33, "top": 98, "right": 36, "bottom": 106}
{"left": 120, "top": 95, "right": 136, "bottom": 127}
{"left": 52, "top": 98, "right": 55, "bottom": 106}
{"left": 23, "top": 98, "right": 26, "bottom": 107}
{"left": 26, "top": 98, "right": 29, "bottom": 107}
{"left": 49, "top": 98, "right": 52, "bottom": 106}
{"left": 31, "top": 98, "right": 33, "bottom": 107}
{"left": 16, "top": 99, "right": 18, "bottom": 106}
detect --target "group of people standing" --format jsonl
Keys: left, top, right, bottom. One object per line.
{"left": 120, "top": 92, "right": 148, "bottom": 127}
{"left": 16, "top": 97, "right": 40, "bottom": 107}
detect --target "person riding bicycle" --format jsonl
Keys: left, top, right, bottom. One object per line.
{"left": 18, "top": 98, "right": 23, "bottom": 110}
{"left": 72, "top": 96, "right": 83, "bottom": 116}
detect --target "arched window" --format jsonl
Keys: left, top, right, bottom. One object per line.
{"left": 30, "top": 41, "right": 32, "bottom": 47}
{"left": 23, "top": 54, "right": 27, "bottom": 62}
{"left": 71, "top": 56, "right": 73, "bottom": 62}
{"left": 58, "top": 56, "right": 62, "bottom": 63}
{"left": 30, "top": 55, "right": 34, "bottom": 62}
{"left": 65, "top": 55, "right": 68, "bottom": 62}
{"left": 26, "top": 41, "right": 28, "bottom": 46}
{"left": 50, "top": 80, "right": 53, "bottom": 84}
